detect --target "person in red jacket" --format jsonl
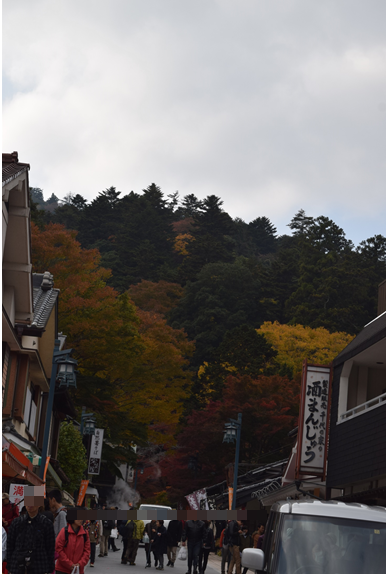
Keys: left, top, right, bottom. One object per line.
{"left": 55, "top": 513, "right": 90, "bottom": 574}
{"left": 2, "top": 494, "right": 19, "bottom": 534}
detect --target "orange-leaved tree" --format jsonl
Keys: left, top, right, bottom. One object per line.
{"left": 116, "top": 308, "right": 195, "bottom": 446}
{"left": 31, "top": 222, "right": 143, "bottom": 380}
{"left": 128, "top": 280, "right": 184, "bottom": 316}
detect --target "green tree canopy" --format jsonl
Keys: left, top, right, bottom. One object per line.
{"left": 57, "top": 421, "right": 87, "bottom": 492}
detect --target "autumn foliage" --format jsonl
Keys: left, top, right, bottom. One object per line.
{"left": 31, "top": 223, "right": 193, "bottom": 449}
{"left": 257, "top": 321, "right": 354, "bottom": 376}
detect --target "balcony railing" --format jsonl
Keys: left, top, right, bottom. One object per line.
{"left": 340, "top": 391, "right": 386, "bottom": 422}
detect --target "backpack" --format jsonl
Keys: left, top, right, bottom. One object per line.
{"left": 118, "top": 520, "right": 136, "bottom": 540}
{"left": 64, "top": 525, "right": 88, "bottom": 546}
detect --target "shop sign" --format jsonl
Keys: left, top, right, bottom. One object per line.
{"left": 296, "top": 361, "right": 332, "bottom": 479}
{"left": 88, "top": 428, "right": 104, "bottom": 475}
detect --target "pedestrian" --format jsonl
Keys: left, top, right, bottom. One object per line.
{"left": 6, "top": 487, "right": 55, "bottom": 574}
{"left": 117, "top": 518, "right": 131, "bottom": 565}
{"left": 220, "top": 522, "right": 231, "bottom": 574}
{"left": 2, "top": 493, "right": 19, "bottom": 534}
{"left": 198, "top": 521, "right": 214, "bottom": 574}
{"left": 108, "top": 508, "right": 119, "bottom": 552}
{"left": 252, "top": 525, "right": 265, "bottom": 549}
{"left": 2, "top": 526, "right": 7, "bottom": 574}
{"left": 181, "top": 516, "right": 205, "bottom": 574}
{"left": 99, "top": 516, "right": 114, "bottom": 557}
{"left": 48, "top": 489, "right": 67, "bottom": 539}
{"left": 40, "top": 499, "right": 54, "bottom": 522}
{"left": 124, "top": 516, "right": 145, "bottom": 565}
{"left": 152, "top": 520, "right": 167, "bottom": 571}
{"left": 166, "top": 519, "right": 183, "bottom": 567}
{"left": 55, "top": 511, "right": 90, "bottom": 574}
{"left": 144, "top": 520, "right": 156, "bottom": 568}
{"left": 239, "top": 525, "right": 253, "bottom": 574}
{"left": 84, "top": 518, "right": 99, "bottom": 568}
{"left": 227, "top": 520, "right": 244, "bottom": 574}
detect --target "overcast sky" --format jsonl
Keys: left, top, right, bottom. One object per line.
{"left": 3, "top": 0, "right": 386, "bottom": 244}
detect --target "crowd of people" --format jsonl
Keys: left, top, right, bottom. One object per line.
{"left": 2, "top": 489, "right": 265, "bottom": 574}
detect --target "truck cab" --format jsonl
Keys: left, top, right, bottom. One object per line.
{"left": 241, "top": 500, "right": 386, "bottom": 574}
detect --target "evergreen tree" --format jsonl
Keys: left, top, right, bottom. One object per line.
{"left": 180, "top": 195, "right": 235, "bottom": 281}
{"left": 249, "top": 216, "right": 278, "bottom": 254}
{"left": 171, "top": 259, "right": 263, "bottom": 365}
{"left": 190, "top": 325, "right": 278, "bottom": 407}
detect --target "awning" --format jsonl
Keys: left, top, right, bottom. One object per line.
{"left": 86, "top": 486, "right": 99, "bottom": 500}
{"left": 2, "top": 442, "right": 44, "bottom": 486}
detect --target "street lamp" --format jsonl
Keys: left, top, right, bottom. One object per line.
{"left": 39, "top": 340, "right": 78, "bottom": 478}
{"left": 80, "top": 407, "right": 96, "bottom": 436}
{"left": 57, "top": 357, "right": 78, "bottom": 388}
{"left": 223, "top": 413, "right": 242, "bottom": 510}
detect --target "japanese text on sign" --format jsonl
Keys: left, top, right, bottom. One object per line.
{"left": 298, "top": 364, "right": 331, "bottom": 477}
{"left": 88, "top": 428, "right": 104, "bottom": 475}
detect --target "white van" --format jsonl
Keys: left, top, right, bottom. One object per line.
{"left": 242, "top": 500, "right": 386, "bottom": 574}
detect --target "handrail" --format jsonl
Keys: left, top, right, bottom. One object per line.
{"left": 340, "top": 392, "right": 386, "bottom": 421}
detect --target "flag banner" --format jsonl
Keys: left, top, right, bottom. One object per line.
{"left": 77, "top": 479, "right": 89, "bottom": 506}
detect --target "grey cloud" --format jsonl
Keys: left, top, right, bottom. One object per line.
{"left": 3, "top": 0, "right": 386, "bottom": 244}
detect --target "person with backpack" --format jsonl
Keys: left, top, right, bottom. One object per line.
{"left": 124, "top": 517, "right": 145, "bottom": 565}
{"left": 2, "top": 493, "right": 19, "bottom": 534}
{"left": 98, "top": 517, "right": 114, "bottom": 557}
{"left": 55, "top": 511, "right": 90, "bottom": 574}
{"left": 48, "top": 490, "right": 67, "bottom": 539}
{"left": 7, "top": 491, "right": 55, "bottom": 574}
{"left": 84, "top": 519, "right": 99, "bottom": 568}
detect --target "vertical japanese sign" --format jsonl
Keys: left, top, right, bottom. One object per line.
{"left": 76, "top": 479, "right": 89, "bottom": 506}
{"left": 88, "top": 428, "right": 104, "bottom": 475}
{"left": 296, "top": 361, "right": 332, "bottom": 479}
{"left": 9, "top": 484, "right": 25, "bottom": 511}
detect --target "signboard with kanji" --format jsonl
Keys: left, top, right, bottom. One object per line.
{"left": 76, "top": 479, "right": 89, "bottom": 506}
{"left": 88, "top": 428, "right": 104, "bottom": 475}
{"left": 9, "top": 484, "right": 25, "bottom": 511}
{"left": 296, "top": 361, "right": 332, "bottom": 479}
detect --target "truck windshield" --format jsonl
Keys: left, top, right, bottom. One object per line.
{"left": 275, "top": 514, "right": 386, "bottom": 574}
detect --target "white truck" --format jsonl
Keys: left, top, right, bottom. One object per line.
{"left": 241, "top": 499, "right": 386, "bottom": 574}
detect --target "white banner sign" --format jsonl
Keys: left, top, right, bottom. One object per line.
{"left": 9, "top": 484, "right": 25, "bottom": 511}
{"left": 298, "top": 364, "right": 332, "bottom": 477}
{"left": 88, "top": 428, "right": 104, "bottom": 475}
{"left": 185, "top": 488, "right": 208, "bottom": 510}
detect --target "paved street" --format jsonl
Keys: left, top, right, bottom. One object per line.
{"left": 85, "top": 543, "right": 222, "bottom": 574}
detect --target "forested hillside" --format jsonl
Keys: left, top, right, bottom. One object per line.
{"left": 30, "top": 184, "right": 386, "bottom": 503}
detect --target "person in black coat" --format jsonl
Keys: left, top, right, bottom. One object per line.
{"left": 152, "top": 520, "right": 167, "bottom": 571}
{"left": 181, "top": 519, "right": 206, "bottom": 574}
{"left": 166, "top": 520, "right": 183, "bottom": 566}
{"left": 199, "top": 521, "right": 214, "bottom": 574}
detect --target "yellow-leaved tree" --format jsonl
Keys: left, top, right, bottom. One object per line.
{"left": 257, "top": 321, "right": 354, "bottom": 376}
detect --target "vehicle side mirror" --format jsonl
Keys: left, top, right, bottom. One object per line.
{"left": 241, "top": 548, "right": 264, "bottom": 572}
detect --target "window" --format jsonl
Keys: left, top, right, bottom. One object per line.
{"left": 23, "top": 383, "right": 38, "bottom": 438}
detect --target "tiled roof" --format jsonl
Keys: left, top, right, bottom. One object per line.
{"left": 2, "top": 152, "right": 30, "bottom": 185}
{"left": 31, "top": 272, "right": 59, "bottom": 329}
